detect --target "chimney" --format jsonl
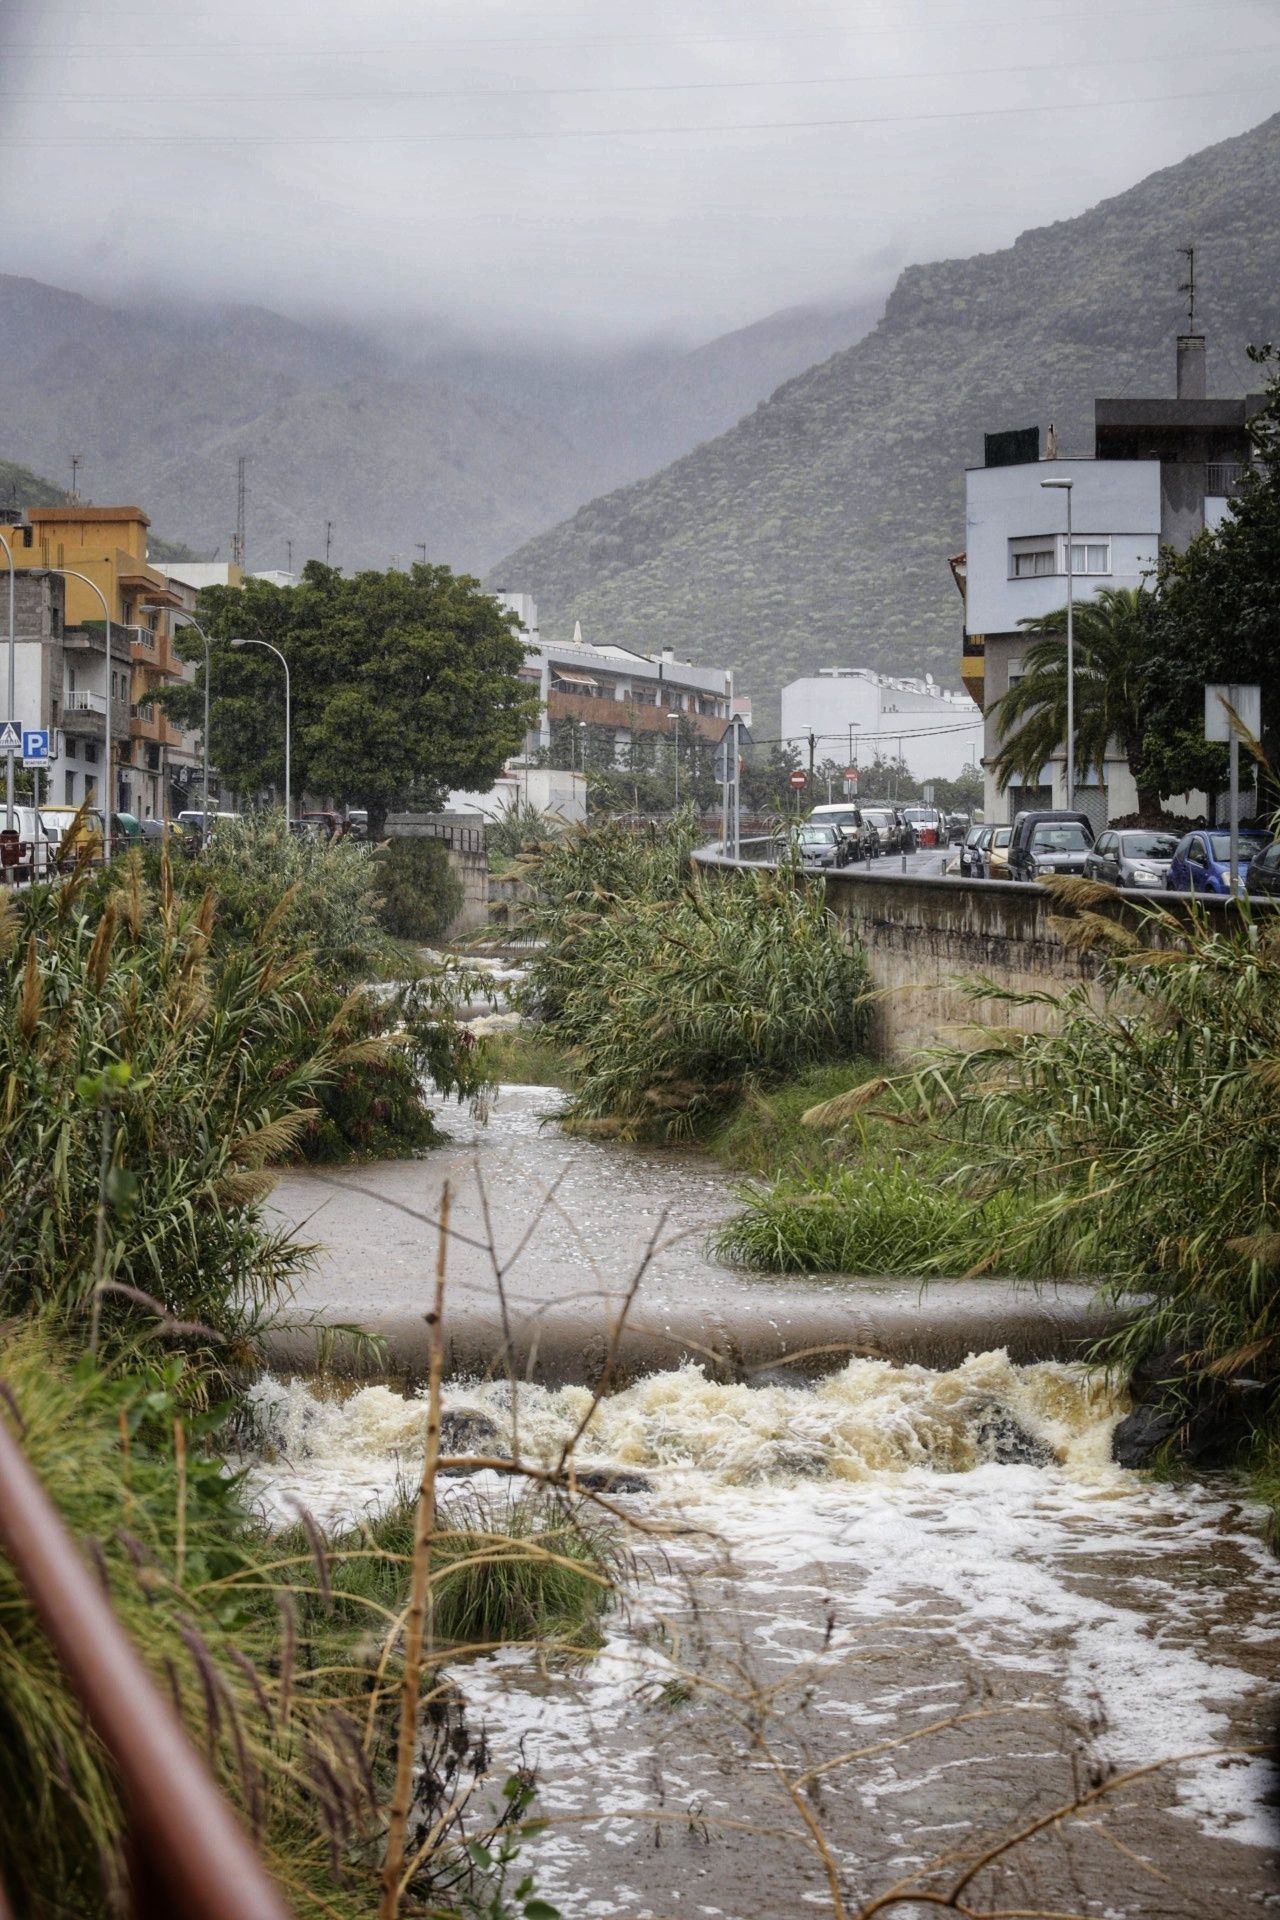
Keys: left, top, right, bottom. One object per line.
{"left": 1177, "top": 333, "right": 1206, "bottom": 400}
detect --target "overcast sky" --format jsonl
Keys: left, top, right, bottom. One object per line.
{"left": 4, "top": 0, "right": 1280, "bottom": 345}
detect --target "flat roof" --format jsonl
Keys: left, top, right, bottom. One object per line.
{"left": 1094, "top": 397, "right": 1252, "bottom": 429}
{"left": 27, "top": 505, "right": 150, "bottom": 526}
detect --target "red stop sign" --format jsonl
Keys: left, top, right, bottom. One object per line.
{"left": 789, "top": 770, "right": 808, "bottom": 790}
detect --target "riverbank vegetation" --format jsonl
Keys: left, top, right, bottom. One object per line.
{"left": 0, "top": 1320, "right": 611, "bottom": 1917}
{"left": 718, "top": 881, "right": 1280, "bottom": 1474}
{"left": 511, "top": 816, "right": 871, "bottom": 1140}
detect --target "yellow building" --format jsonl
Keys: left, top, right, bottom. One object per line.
{"left": 9, "top": 506, "right": 185, "bottom": 819}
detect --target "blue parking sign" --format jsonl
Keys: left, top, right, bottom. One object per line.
{"left": 22, "top": 729, "right": 50, "bottom": 767}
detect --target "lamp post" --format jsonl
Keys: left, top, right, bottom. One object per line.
{"left": 1, "top": 530, "right": 14, "bottom": 834}
{"left": 1041, "top": 477, "right": 1075, "bottom": 810}
{"left": 49, "top": 567, "right": 118, "bottom": 859}
{"left": 144, "top": 605, "right": 211, "bottom": 827}
{"left": 230, "top": 637, "right": 291, "bottom": 824}
{"left": 667, "top": 709, "right": 681, "bottom": 807}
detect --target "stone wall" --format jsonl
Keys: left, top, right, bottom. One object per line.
{"left": 694, "top": 848, "right": 1268, "bottom": 1060}
{"left": 384, "top": 811, "right": 489, "bottom": 938}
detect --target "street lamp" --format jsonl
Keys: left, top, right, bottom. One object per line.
{"left": 230, "top": 637, "right": 291, "bottom": 825}
{"left": 49, "top": 567, "right": 119, "bottom": 859}
{"left": 1, "top": 530, "right": 14, "bottom": 834}
{"left": 667, "top": 710, "right": 681, "bottom": 806}
{"left": 143, "top": 605, "right": 211, "bottom": 828}
{"left": 1041, "top": 477, "right": 1075, "bottom": 810}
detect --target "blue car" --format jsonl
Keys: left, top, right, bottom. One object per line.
{"left": 1167, "top": 828, "right": 1270, "bottom": 895}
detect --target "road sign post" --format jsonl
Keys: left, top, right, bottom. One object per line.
{"left": 21, "top": 729, "right": 49, "bottom": 769}
{"left": 0, "top": 721, "right": 22, "bottom": 757}
{"left": 1205, "top": 683, "right": 1261, "bottom": 893}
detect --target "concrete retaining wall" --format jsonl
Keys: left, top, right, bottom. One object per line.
{"left": 385, "top": 811, "right": 489, "bottom": 938}
{"left": 694, "top": 848, "right": 1269, "bottom": 1060}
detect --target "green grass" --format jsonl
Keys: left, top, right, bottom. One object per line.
{"left": 711, "top": 1159, "right": 1022, "bottom": 1276}
{"left": 707, "top": 1062, "right": 882, "bottom": 1177}
{"left": 280, "top": 1485, "right": 619, "bottom": 1656}
{"left": 478, "top": 1027, "right": 576, "bottom": 1089}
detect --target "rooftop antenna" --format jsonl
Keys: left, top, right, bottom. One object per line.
{"left": 70, "top": 454, "right": 82, "bottom": 502}
{"left": 1178, "top": 245, "right": 1197, "bottom": 331}
{"left": 325, "top": 520, "right": 334, "bottom": 564}
{"left": 230, "top": 454, "right": 247, "bottom": 569}
{"left": 415, "top": 542, "right": 427, "bottom": 565}
{"left": 285, "top": 538, "right": 293, "bottom": 574}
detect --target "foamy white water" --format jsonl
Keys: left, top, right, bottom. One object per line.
{"left": 242, "top": 1352, "right": 1279, "bottom": 1906}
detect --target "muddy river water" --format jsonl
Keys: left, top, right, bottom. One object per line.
{"left": 255, "top": 1083, "right": 1280, "bottom": 1918}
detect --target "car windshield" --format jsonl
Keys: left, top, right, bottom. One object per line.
{"left": 800, "top": 826, "right": 837, "bottom": 843}
{"left": 862, "top": 811, "right": 892, "bottom": 827}
{"left": 812, "top": 811, "right": 858, "bottom": 828}
{"left": 1209, "top": 832, "right": 1267, "bottom": 858}
{"left": 1120, "top": 833, "right": 1177, "bottom": 858}
{"left": 1030, "top": 824, "right": 1090, "bottom": 852}
{"left": 992, "top": 829, "right": 1011, "bottom": 846}
{"left": 901, "top": 808, "right": 933, "bottom": 823}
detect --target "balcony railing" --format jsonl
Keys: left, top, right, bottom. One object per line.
{"left": 66, "top": 690, "right": 108, "bottom": 714}
{"left": 1206, "top": 461, "right": 1246, "bottom": 496}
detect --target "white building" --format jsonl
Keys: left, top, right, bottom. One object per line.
{"left": 780, "top": 669, "right": 982, "bottom": 783}
{"left": 962, "top": 331, "right": 1256, "bottom": 824}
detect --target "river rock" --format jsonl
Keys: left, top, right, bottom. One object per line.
{"left": 973, "top": 1403, "right": 1055, "bottom": 1467}
{"left": 569, "top": 1467, "right": 652, "bottom": 1494}
{"left": 438, "top": 1408, "right": 508, "bottom": 1466}
{"left": 1111, "top": 1403, "right": 1179, "bottom": 1468}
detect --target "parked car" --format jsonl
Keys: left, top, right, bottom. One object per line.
{"left": 1084, "top": 828, "right": 1179, "bottom": 890}
{"left": 808, "top": 804, "right": 876, "bottom": 861}
{"left": 39, "top": 805, "right": 105, "bottom": 865}
{"left": 945, "top": 810, "right": 971, "bottom": 843}
{"left": 793, "top": 822, "right": 851, "bottom": 869}
{"left": 892, "top": 807, "right": 919, "bottom": 853}
{"left": 112, "top": 812, "right": 144, "bottom": 850}
{"left": 900, "top": 805, "right": 943, "bottom": 849}
{"left": 177, "top": 809, "right": 242, "bottom": 846}
{"left": 0, "top": 805, "right": 65, "bottom": 880}
{"left": 958, "top": 823, "right": 987, "bottom": 877}
{"left": 1006, "top": 810, "right": 1095, "bottom": 882}
{"left": 1167, "top": 828, "right": 1271, "bottom": 895}
{"left": 1246, "top": 839, "right": 1280, "bottom": 897}
{"left": 140, "top": 817, "right": 186, "bottom": 844}
{"left": 983, "top": 825, "right": 1013, "bottom": 879}
{"left": 858, "top": 806, "right": 902, "bottom": 854}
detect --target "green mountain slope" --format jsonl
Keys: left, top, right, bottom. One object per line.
{"left": 491, "top": 113, "right": 1280, "bottom": 711}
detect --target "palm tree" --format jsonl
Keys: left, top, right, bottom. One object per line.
{"left": 988, "top": 585, "right": 1161, "bottom": 815}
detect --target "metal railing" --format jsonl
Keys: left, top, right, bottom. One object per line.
{"left": 0, "top": 1412, "right": 290, "bottom": 1919}
{"left": 66, "top": 689, "right": 108, "bottom": 714}
{"left": 1205, "top": 461, "right": 1246, "bottom": 496}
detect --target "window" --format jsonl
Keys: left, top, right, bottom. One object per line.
{"left": 1068, "top": 540, "right": 1111, "bottom": 575}
{"left": 67, "top": 666, "right": 77, "bottom": 693}
{"left": 64, "top": 771, "right": 76, "bottom": 805}
{"left": 1010, "top": 540, "right": 1056, "bottom": 579}
{"left": 84, "top": 741, "right": 97, "bottom": 764}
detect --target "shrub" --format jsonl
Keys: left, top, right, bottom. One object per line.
{"left": 375, "top": 835, "right": 464, "bottom": 943}
{"left": 512, "top": 818, "right": 870, "bottom": 1139}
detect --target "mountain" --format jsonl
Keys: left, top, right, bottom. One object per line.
{"left": 492, "top": 113, "right": 1280, "bottom": 716}
{"left": 0, "top": 276, "right": 881, "bottom": 577}
{"left": 0, "top": 452, "right": 196, "bottom": 558}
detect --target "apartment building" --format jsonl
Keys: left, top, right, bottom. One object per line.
{"left": 781, "top": 668, "right": 982, "bottom": 782}
{"left": 4, "top": 506, "right": 186, "bottom": 818}
{"left": 960, "top": 331, "right": 1256, "bottom": 823}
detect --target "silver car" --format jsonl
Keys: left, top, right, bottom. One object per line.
{"left": 1084, "top": 828, "right": 1179, "bottom": 890}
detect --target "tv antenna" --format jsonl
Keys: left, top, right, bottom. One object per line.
{"left": 325, "top": 520, "right": 334, "bottom": 564}
{"left": 285, "top": 538, "right": 293, "bottom": 574}
{"left": 70, "top": 454, "right": 82, "bottom": 502}
{"left": 1178, "top": 245, "right": 1197, "bottom": 332}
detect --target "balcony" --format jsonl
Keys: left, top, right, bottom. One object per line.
{"left": 1205, "top": 461, "right": 1246, "bottom": 497}
{"left": 960, "top": 632, "right": 986, "bottom": 709}
{"left": 66, "top": 690, "right": 107, "bottom": 716}
{"left": 129, "top": 705, "right": 183, "bottom": 748}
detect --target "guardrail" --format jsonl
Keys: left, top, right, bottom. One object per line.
{"left": 0, "top": 1410, "right": 291, "bottom": 1919}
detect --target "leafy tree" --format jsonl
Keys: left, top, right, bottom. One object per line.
{"left": 167, "top": 562, "right": 539, "bottom": 839}
{"left": 1142, "top": 355, "right": 1280, "bottom": 797}
{"left": 988, "top": 586, "right": 1161, "bottom": 813}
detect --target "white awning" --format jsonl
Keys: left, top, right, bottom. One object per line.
{"left": 552, "top": 669, "right": 601, "bottom": 688}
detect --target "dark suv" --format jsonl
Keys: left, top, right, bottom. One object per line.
{"left": 1006, "top": 810, "right": 1095, "bottom": 883}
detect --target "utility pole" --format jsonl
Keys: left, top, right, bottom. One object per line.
{"left": 230, "top": 456, "right": 247, "bottom": 570}
{"left": 285, "top": 539, "right": 293, "bottom": 575}
{"left": 70, "top": 455, "right": 82, "bottom": 503}
{"left": 807, "top": 730, "right": 816, "bottom": 782}
{"left": 416, "top": 543, "right": 427, "bottom": 565}
{"left": 325, "top": 522, "right": 334, "bottom": 565}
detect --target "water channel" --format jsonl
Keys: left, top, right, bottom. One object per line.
{"left": 253, "top": 1081, "right": 1280, "bottom": 1918}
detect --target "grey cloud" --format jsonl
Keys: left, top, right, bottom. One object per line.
{"left": 3, "top": 0, "right": 1280, "bottom": 342}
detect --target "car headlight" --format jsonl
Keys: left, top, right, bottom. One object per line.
{"left": 1127, "top": 864, "right": 1164, "bottom": 887}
